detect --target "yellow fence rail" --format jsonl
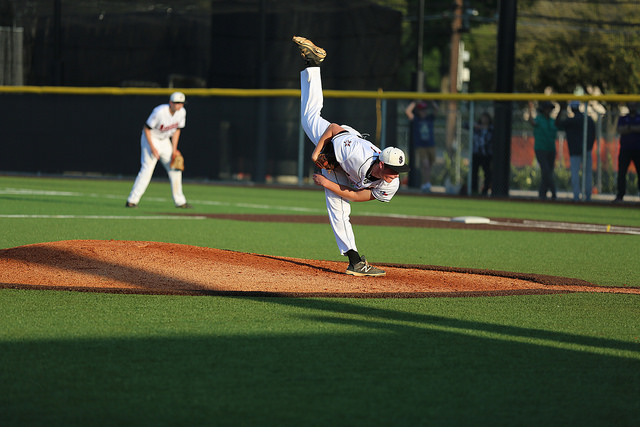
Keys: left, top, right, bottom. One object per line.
{"left": 1, "top": 85, "right": 640, "bottom": 103}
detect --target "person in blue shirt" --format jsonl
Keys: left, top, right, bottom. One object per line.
{"left": 555, "top": 101, "right": 596, "bottom": 201}
{"left": 405, "top": 100, "right": 439, "bottom": 193}
{"left": 614, "top": 102, "right": 640, "bottom": 202}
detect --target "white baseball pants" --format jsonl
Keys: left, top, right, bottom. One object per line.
{"left": 127, "top": 135, "right": 187, "bottom": 206}
{"left": 301, "top": 67, "right": 358, "bottom": 255}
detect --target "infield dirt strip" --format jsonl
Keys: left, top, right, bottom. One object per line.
{"left": 1, "top": 239, "right": 638, "bottom": 298}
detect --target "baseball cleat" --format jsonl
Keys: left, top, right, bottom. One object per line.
{"left": 292, "top": 35, "right": 326, "bottom": 65}
{"left": 125, "top": 201, "right": 138, "bottom": 208}
{"left": 176, "top": 203, "right": 193, "bottom": 209}
{"left": 346, "top": 256, "right": 386, "bottom": 277}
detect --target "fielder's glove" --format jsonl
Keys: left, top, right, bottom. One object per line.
{"left": 314, "top": 144, "right": 338, "bottom": 171}
{"left": 171, "top": 151, "right": 184, "bottom": 171}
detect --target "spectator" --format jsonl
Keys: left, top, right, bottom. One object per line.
{"left": 614, "top": 102, "right": 640, "bottom": 202}
{"left": 555, "top": 101, "right": 596, "bottom": 201}
{"left": 471, "top": 112, "right": 493, "bottom": 196}
{"left": 405, "top": 100, "right": 439, "bottom": 193}
{"left": 528, "top": 101, "right": 558, "bottom": 200}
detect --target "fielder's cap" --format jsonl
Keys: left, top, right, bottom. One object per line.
{"left": 170, "top": 91, "right": 186, "bottom": 103}
{"left": 379, "top": 147, "right": 410, "bottom": 173}
{"left": 569, "top": 100, "right": 581, "bottom": 109}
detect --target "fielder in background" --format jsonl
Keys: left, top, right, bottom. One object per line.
{"left": 293, "top": 35, "right": 410, "bottom": 277}
{"left": 126, "top": 92, "right": 192, "bottom": 208}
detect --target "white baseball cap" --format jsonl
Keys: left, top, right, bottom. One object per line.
{"left": 379, "top": 147, "right": 410, "bottom": 173}
{"left": 170, "top": 92, "right": 186, "bottom": 103}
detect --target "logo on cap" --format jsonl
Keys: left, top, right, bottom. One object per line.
{"left": 380, "top": 147, "right": 410, "bottom": 173}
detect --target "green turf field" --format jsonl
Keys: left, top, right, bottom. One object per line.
{"left": 1, "top": 176, "right": 639, "bottom": 426}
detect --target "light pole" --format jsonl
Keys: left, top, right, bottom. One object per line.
{"left": 415, "top": 0, "right": 425, "bottom": 93}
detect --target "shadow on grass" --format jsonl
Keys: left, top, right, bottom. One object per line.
{"left": 251, "top": 296, "right": 640, "bottom": 354}
{"left": 2, "top": 245, "right": 639, "bottom": 425}
{"left": 1, "top": 294, "right": 639, "bottom": 426}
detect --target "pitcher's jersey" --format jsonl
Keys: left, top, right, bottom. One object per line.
{"left": 332, "top": 132, "right": 400, "bottom": 202}
{"left": 144, "top": 104, "right": 187, "bottom": 141}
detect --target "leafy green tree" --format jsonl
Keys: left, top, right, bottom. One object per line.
{"left": 463, "top": 0, "right": 640, "bottom": 94}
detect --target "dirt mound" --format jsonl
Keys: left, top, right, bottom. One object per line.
{"left": 1, "top": 240, "right": 637, "bottom": 298}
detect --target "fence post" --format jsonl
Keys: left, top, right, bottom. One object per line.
{"left": 467, "top": 101, "right": 474, "bottom": 195}
{"left": 581, "top": 102, "right": 588, "bottom": 199}
{"left": 298, "top": 118, "right": 305, "bottom": 186}
{"left": 596, "top": 113, "right": 602, "bottom": 194}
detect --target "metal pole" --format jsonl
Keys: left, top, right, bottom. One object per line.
{"left": 408, "top": 0, "right": 425, "bottom": 189}
{"left": 54, "top": 0, "right": 62, "bottom": 85}
{"left": 467, "top": 101, "right": 475, "bottom": 195}
{"left": 254, "top": 0, "right": 268, "bottom": 183}
{"left": 381, "top": 99, "right": 387, "bottom": 149}
{"left": 446, "top": 0, "right": 463, "bottom": 158}
{"left": 596, "top": 113, "right": 602, "bottom": 193}
{"left": 492, "top": 0, "right": 518, "bottom": 197}
{"left": 416, "top": 0, "right": 425, "bottom": 93}
{"left": 456, "top": 112, "right": 462, "bottom": 187}
{"left": 298, "top": 119, "right": 305, "bottom": 186}
{"left": 581, "top": 102, "right": 588, "bottom": 199}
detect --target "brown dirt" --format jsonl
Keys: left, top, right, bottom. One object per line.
{"left": 1, "top": 238, "right": 638, "bottom": 298}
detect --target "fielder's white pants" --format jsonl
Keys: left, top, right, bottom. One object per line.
{"left": 301, "top": 67, "right": 357, "bottom": 255}
{"left": 127, "top": 135, "right": 187, "bottom": 206}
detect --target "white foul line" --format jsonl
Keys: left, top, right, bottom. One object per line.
{"left": 0, "top": 214, "right": 206, "bottom": 220}
{"left": 2, "top": 187, "right": 639, "bottom": 233}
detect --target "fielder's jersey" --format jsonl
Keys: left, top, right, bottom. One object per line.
{"left": 144, "top": 104, "right": 187, "bottom": 141}
{"left": 332, "top": 132, "right": 399, "bottom": 202}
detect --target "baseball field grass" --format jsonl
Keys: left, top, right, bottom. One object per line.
{"left": 1, "top": 175, "right": 639, "bottom": 426}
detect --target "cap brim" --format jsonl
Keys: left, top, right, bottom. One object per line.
{"left": 388, "top": 164, "right": 410, "bottom": 173}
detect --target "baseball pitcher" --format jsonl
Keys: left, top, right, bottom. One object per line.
{"left": 294, "top": 36, "right": 410, "bottom": 277}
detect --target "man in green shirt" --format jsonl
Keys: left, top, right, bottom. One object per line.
{"left": 528, "top": 101, "right": 558, "bottom": 200}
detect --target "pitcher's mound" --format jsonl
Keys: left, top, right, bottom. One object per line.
{"left": 0, "top": 240, "right": 636, "bottom": 297}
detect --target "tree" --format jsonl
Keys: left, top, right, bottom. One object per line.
{"left": 466, "top": 0, "right": 640, "bottom": 94}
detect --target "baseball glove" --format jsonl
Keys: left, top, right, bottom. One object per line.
{"left": 314, "top": 143, "right": 338, "bottom": 171}
{"left": 171, "top": 151, "right": 184, "bottom": 171}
